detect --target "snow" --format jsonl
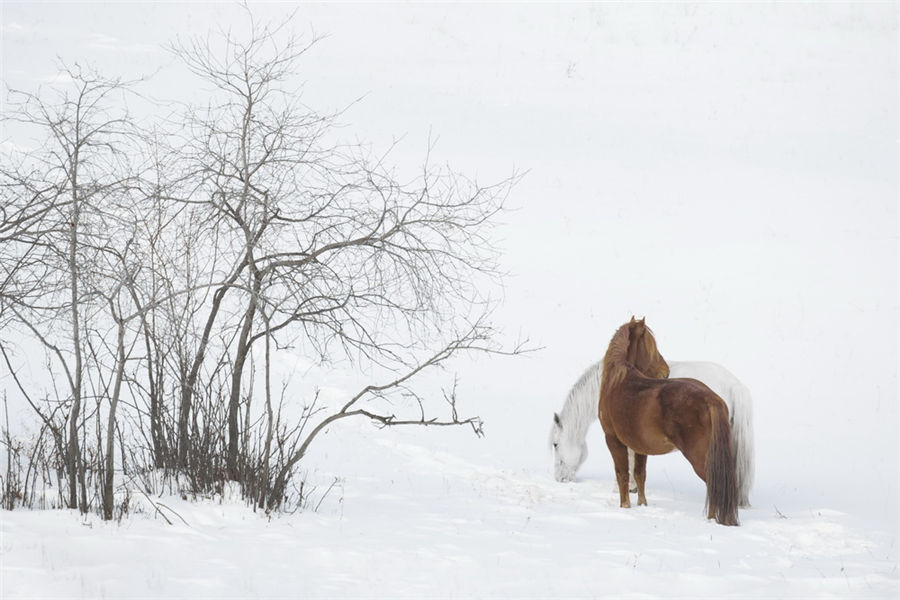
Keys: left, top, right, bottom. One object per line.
{"left": 1, "top": 2, "right": 898, "bottom": 599}
{"left": 3, "top": 421, "right": 897, "bottom": 598}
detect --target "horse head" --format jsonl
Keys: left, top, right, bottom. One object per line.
{"left": 550, "top": 412, "right": 588, "bottom": 482}
{"left": 627, "top": 317, "right": 670, "bottom": 379}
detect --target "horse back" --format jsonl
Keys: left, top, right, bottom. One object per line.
{"left": 655, "top": 377, "right": 729, "bottom": 441}
{"left": 603, "top": 376, "right": 693, "bottom": 454}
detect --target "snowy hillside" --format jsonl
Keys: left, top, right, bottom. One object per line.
{"left": 2, "top": 3, "right": 897, "bottom": 599}
{"left": 3, "top": 420, "right": 897, "bottom": 598}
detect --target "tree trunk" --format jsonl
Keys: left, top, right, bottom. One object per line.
{"left": 102, "top": 313, "right": 126, "bottom": 520}
{"left": 177, "top": 285, "right": 227, "bottom": 468}
{"left": 258, "top": 315, "right": 273, "bottom": 510}
{"left": 176, "top": 256, "right": 248, "bottom": 468}
{"left": 66, "top": 159, "right": 85, "bottom": 513}
{"left": 226, "top": 276, "right": 259, "bottom": 480}
{"left": 126, "top": 283, "right": 167, "bottom": 468}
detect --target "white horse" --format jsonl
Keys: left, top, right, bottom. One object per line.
{"left": 549, "top": 360, "right": 754, "bottom": 507}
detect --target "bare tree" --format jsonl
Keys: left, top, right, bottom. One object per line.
{"left": 167, "top": 16, "right": 523, "bottom": 487}
{"left": 1, "top": 11, "right": 528, "bottom": 516}
{"left": 1, "top": 63, "right": 141, "bottom": 513}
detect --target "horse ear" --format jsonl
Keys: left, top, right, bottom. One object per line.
{"left": 630, "top": 316, "right": 636, "bottom": 323}
{"left": 639, "top": 317, "right": 646, "bottom": 325}
{"left": 553, "top": 412, "right": 561, "bottom": 427}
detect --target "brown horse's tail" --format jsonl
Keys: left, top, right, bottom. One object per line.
{"left": 706, "top": 401, "right": 740, "bottom": 526}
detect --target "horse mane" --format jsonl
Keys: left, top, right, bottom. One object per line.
{"left": 634, "top": 322, "right": 670, "bottom": 378}
{"left": 601, "top": 322, "right": 632, "bottom": 391}
{"left": 557, "top": 361, "right": 603, "bottom": 436}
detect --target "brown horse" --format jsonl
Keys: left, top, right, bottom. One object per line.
{"left": 598, "top": 317, "right": 740, "bottom": 526}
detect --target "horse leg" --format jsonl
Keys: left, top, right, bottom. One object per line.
{"left": 605, "top": 433, "right": 631, "bottom": 508}
{"left": 678, "top": 439, "right": 713, "bottom": 519}
{"left": 628, "top": 449, "right": 637, "bottom": 492}
{"left": 633, "top": 453, "right": 648, "bottom": 506}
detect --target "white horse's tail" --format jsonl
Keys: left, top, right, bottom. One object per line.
{"left": 629, "top": 361, "right": 755, "bottom": 506}
{"left": 729, "top": 381, "right": 755, "bottom": 508}
{"left": 625, "top": 385, "right": 755, "bottom": 504}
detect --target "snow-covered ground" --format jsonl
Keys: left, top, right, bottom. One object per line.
{"left": 3, "top": 420, "right": 897, "bottom": 598}
{"left": 2, "top": 3, "right": 897, "bottom": 598}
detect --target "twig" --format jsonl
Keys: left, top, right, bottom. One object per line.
{"left": 154, "top": 501, "right": 190, "bottom": 527}
{"left": 314, "top": 476, "right": 341, "bottom": 513}
{"left": 132, "top": 484, "right": 188, "bottom": 526}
